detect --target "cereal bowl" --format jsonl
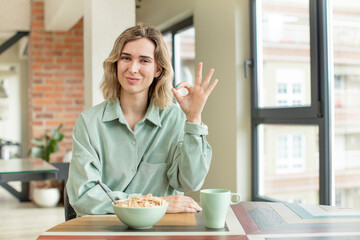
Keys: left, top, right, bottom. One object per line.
{"left": 113, "top": 202, "right": 168, "bottom": 229}
{"left": 112, "top": 194, "right": 168, "bottom": 229}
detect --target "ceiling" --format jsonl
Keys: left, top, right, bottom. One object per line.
{"left": 0, "top": 0, "right": 85, "bottom": 70}
{"left": 0, "top": 0, "right": 31, "bottom": 40}
{"left": 0, "top": 0, "right": 83, "bottom": 41}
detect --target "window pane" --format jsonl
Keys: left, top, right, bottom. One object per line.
{"left": 258, "top": 124, "right": 319, "bottom": 204}
{"left": 174, "top": 27, "right": 195, "bottom": 86}
{"left": 331, "top": 0, "right": 360, "bottom": 209}
{"left": 257, "top": 0, "right": 311, "bottom": 108}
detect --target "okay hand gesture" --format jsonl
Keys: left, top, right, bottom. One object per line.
{"left": 172, "top": 62, "right": 218, "bottom": 124}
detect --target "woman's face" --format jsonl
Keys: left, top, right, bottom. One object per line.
{"left": 117, "top": 38, "right": 161, "bottom": 98}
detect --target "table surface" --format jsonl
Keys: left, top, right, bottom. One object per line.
{"left": 0, "top": 158, "right": 58, "bottom": 174}
{"left": 37, "top": 201, "right": 360, "bottom": 240}
{"left": 0, "top": 158, "right": 59, "bottom": 201}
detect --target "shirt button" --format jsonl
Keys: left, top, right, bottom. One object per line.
{"left": 132, "top": 140, "right": 136, "bottom": 145}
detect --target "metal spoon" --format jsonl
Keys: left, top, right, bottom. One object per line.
{"left": 97, "top": 180, "right": 117, "bottom": 204}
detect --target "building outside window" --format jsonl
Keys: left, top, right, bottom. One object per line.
{"left": 251, "top": 0, "right": 360, "bottom": 208}
{"left": 276, "top": 133, "right": 305, "bottom": 174}
{"left": 275, "top": 68, "right": 306, "bottom": 107}
{"left": 258, "top": 124, "right": 317, "bottom": 203}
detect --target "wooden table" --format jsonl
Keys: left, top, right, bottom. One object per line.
{"left": 0, "top": 158, "right": 58, "bottom": 201}
{"left": 37, "top": 202, "right": 360, "bottom": 240}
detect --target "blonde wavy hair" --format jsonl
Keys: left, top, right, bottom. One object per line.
{"left": 101, "top": 23, "right": 174, "bottom": 109}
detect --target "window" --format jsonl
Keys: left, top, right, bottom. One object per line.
{"left": 162, "top": 17, "right": 195, "bottom": 87}
{"left": 251, "top": 0, "right": 360, "bottom": 208}
{"left": 277, "top": 83, "right": 287, "bottom": 94}
{"left": 331, "top": 0, "right": 360, "bottom": 209}
{"left": 256, "top": 0, "right": 312, "bottom": 109}
{"left": 258, "top": 124, "right": 317, "bottom": 203}
{"left": 250, "top": 0, "right": 329, "bottom": 205}
{"left": 275, "top": 69, "right": 306, "bottom": 107}
{"left": 276, "top": 135, "right": 288, "bottom": 159}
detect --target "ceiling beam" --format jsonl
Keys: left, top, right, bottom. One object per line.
{"left": 0, "top": 31, "right": 29, "bottom": 55}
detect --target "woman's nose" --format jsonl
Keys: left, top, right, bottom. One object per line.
{"left": 129, "top": 60, "right": 139, "bottom": 74}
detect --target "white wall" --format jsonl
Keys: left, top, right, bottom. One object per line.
{"left": 137, "top": 0, "right": 251, "bottom": 201}
{"left": 84, "top": 0, "right": 135, "bottom": 108}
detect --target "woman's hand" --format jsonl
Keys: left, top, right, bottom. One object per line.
{"left": 172, "top": 62, "right": 218, "bottom": 124}
{"left": 160, "top": 195, "right": 202, "bottom": 213}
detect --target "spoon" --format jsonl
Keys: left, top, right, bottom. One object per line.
{"left": 97, "top": 180, "right": 117, "bottom": 204}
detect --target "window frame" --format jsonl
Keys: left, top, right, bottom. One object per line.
{"left": 161, "top": 16, "right": 194, "bottom": 86}
{"left": 250, "top": 0, "right": 331, "bottom": 205}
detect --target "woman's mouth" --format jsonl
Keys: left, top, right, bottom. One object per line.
{"left": 126, "top": 77, "right": 140, "bottom": 84}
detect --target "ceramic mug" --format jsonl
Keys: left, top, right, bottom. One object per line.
{"left": 200, "top": 189, "right": 241, "bottom": 229}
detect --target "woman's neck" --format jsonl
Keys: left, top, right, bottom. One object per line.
{"left": 119, "top": 91, "right": 149, "bottom": 131}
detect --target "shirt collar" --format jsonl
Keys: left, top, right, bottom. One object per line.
{"left": 102, "top": 99, "right": 127, "bottom": 124}
{"left": 144, "top": 100, "right": 162, "bottom": 127}
{"left": 102, "top": 99, "right": 162, "bottom": 127}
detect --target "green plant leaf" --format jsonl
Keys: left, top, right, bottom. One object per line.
{"left": 53, "top": 142, "right": 60, "bottom": 153}
{"left": 31, "top": 138, "right": 44, "bottom": 146}
{"left": 53, "top": 131, "right": 64, "bottom": 141}
{"left": 45, "top": 135, "right": 50, "bottom": 141}
{"left": 56, "top": 123, "right": 64, "bottom": 131}
{"left": 31, "top": 146, "right": 44, "bottom": 159}
{"left": 30, "top": 123, "right": 65, "bottom": 162}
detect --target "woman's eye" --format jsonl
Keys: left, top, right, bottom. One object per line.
{"left": 121, "top": 56, "right": 131, "bottom": 61}
{"left": 141, "top": 59, "right": 151, "bottom": 63}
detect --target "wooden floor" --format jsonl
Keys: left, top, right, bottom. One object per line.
{"left": 0, "top": 182, "right": 64, "bottom": 240}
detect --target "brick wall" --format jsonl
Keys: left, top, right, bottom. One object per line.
{"left": 28, "top": 0, "right": 84, "bottom": 162}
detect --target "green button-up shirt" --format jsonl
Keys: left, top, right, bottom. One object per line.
{"left": 66, "top": 100, "right": 212, "bottom": 216}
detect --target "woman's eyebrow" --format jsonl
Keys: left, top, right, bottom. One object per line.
{"left": 121, "top": 52, "right": 153, "bottom": 60}
{"left": 140, "top": 55, "right": 153, "bottom": 60}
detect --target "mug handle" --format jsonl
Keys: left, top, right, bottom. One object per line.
{"left": 230, "top": 193, "right": 241, "bottom": 205}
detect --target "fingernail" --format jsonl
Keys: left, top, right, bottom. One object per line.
{"left": 194, "top": 209, "right": 198, "bottom": 212}
{"left": 175, "top": 85, "right": 178, "bottom": 88}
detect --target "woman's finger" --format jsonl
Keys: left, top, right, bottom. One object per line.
{"left": 181, "top": 197, "right": 202, "bottom": 211}
{"left": 189, "top": 202, "right": 202, "bottom": 211}
{"left": 201, "top": 68, "right": 215, "bottom": 89}
{"left": 195, "top": 62, "right": 203, "bottom": 86}
{"left": 178, "top": 204, "right": 198, "bottom": 213}
{"left": 184, "top": 207, "right": 198, "bottom": 213}
{"left": 175, "top": 81, "right": 192, "bottom": 89}
{"left": 174, "top": 82, "right": 193, "bottom": 96}
{"left": 171, "top": 88, "right": 183, "bottom": 102}
{"left": 163, "top": 195, "right": 202, "bottom": 213}
{"left": 205, "top": 78, "right": 219, "bottom": 95}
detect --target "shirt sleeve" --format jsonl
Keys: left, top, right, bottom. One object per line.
{"left": 167, "top": 121, "right": 212, "bottom": 192}
{"left": 66, "top": 115, "right": 128, "bottom": 217}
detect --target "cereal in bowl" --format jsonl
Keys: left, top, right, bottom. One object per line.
{"left": 116, "top": 194, "right": 167, "bottom": 207}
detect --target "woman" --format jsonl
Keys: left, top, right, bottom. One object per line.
{"left": 66, "top": 23, "right": 218, "bottom": 216}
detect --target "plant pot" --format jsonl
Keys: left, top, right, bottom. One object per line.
{"left": 33, "top": 187, "right": 60, "bottom": 207}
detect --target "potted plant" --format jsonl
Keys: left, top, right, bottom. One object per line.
{"left": 31, "top": 123, "right": 65, "bottom": 207}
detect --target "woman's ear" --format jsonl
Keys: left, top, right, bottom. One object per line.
{"left": 155, "top": 67, "right": 162, "bottom": 78}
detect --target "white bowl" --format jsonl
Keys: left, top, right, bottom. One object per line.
{"left": 33, "top": 188, "right": 60, "bottom": 208}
